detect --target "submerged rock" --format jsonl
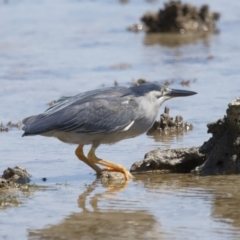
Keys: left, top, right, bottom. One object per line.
{"left": 0, "top": 166, "right": 32, "bottom": 188}
{"left": 0, "top": 167, "right": 42, "bottom": 209}
{"left": 0, "top": 193, "right": 21, "bottom": 208}
{"left": 131, "top": 97, "right": 240, "bottom": 176}
{"left": 141, "top": 1, "right": 220, "bottom": 33}
{"left": 100, "top": 171, "right": 125, "bottom": 183}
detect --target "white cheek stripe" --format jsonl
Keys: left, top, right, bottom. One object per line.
{"left": 122, "top": 120, "right": 135, "bottom": 131}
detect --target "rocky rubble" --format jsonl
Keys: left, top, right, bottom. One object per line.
{"left": 147, "top": 106, "right": 193, "bottom": 135}
{"left": 0, "top": 166, "right": 31, "bottom": 188}
{"left": 0, "top": 121, "right": 22, "bottom": 132}
{"left": 131, "top": 97, "right": 240, "bottom": 176}
{"left": 141, "top": 1, "right": 220, "bottom": 33}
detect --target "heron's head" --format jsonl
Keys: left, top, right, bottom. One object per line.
{"left": 131, "top": 82, "right": 197, "bottom": 105}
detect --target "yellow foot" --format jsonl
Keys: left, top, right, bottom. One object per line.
{"left": 87, "top": 147, "right": 133, "bottom": 181}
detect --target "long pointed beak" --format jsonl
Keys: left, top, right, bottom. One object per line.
{"left": 166, "top": 88, "right": 197, "bottom": 97}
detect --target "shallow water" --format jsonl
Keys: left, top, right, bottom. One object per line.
{"left": 1, "top": 0, "right": 240, "bottom": 239}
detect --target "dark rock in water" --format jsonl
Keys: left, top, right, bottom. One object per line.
{"left": 0, "top": 121, "right": 22, "bottom": 132}
{"left": 0, "top": 123, "right": 9, "bottom": 132}
{"left": 131, "top": 78, "right": 150, "bottom": 87}
{"left": 101, "top": 171, "right": 125, "bottom": 181}
{"left": 194, "top": 98, "right": 240, "bottom": 175}
{"left": 131, "top": 97, "right": 240, "bottom": 176}
{"left": 7, "top": 121, "right": 22, "bottom": 129}
{"left": 0, "top": 167, "right": 40, "bottom": 208}
{"left": 0, "top": 166, "right": 31, "bottom": 187}
{"left": 130, "top": 147, "right": 205, "bottom": 173}
{"left": 100, "top": 171, "right": 126, "bottom": 185}
{"left": 147, "top": 106, "right": 193, "bottom": 135}
{"left": 141, "top": 1, "right": 220, "bottom": 33}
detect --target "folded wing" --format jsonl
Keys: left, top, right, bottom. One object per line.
{"left": 22, "top": 96, "right": 137, "bottom": 136}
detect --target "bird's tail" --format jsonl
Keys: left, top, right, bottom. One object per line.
{"left": 22, "top": 115, "right": 40, "bottom": 137}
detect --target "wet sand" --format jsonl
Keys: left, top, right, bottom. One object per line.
{"left": 1, "top": 0, "right": 240, "bottom": 239}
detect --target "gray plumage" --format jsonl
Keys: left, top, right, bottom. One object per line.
{"left": 23, "top": 86, "right": 135, "bottom": 136}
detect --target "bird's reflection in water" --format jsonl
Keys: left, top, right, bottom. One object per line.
{"left": 28, "top": 174, "right": 240, "bottom": 239}
{"left": 28, "top": 179, "right": 163, "bottom": 240}
{"left": 77, "top": 179, "right": 129, "bottom": 212}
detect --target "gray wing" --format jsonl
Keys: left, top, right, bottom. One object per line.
{"left": 22, "top": 96, "right": 138, "bottom": 136}
{"left": 43, "top": 86, "right": 129, "bottom": 117}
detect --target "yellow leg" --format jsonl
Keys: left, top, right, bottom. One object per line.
{"left": 75, "top": 145, "right": 102, "bottom": 175}
{"left": 87, "top": 146, "right": 133, "bottom": 181}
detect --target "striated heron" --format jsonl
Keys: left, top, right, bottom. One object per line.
{"left": 22, "top": 83, "right": 197, "bottom": 180}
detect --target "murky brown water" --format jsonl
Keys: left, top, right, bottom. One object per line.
{"left": 1, "top": 0, "right": 240, "bottom": 239}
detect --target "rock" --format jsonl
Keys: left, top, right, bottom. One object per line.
{"left": 7, "top": 121, "right": 22, "bottom": 129}
{"left": 0, "top": 167, "right": 39, "bottom": 208}
{"left": 0, "top": 178, "right": 10, "bottom": 188}
{"left": 141, "top": 1, "right": 220, "bottom": 33}
{"left": 1, "top": 166, "right": 31, "bottom": 185}
{"left": 0, "top": 121, "right": 22, "bottom": 132}
{"left": 100, "top": 171, "right": 129, "bottom": 189}
{"left": 131, "top": 78, "right": 149, "bottom": 87}
{"left": 0, "top": 123, "right": 9, "bottom": 132}
{"left": 130, "top": 147, "right": 205, "bottom": 173}
{"left": 131, "top": 97, "right": 240, "bottom": 176}
{"left": 193, "top": 98, "right": 240, "bottom": 175}
{"left": 147, "top": 106, "right": 193, "bottom": 134}
{"left": 100, "top": 171, "right": 125, "bottom": 182}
